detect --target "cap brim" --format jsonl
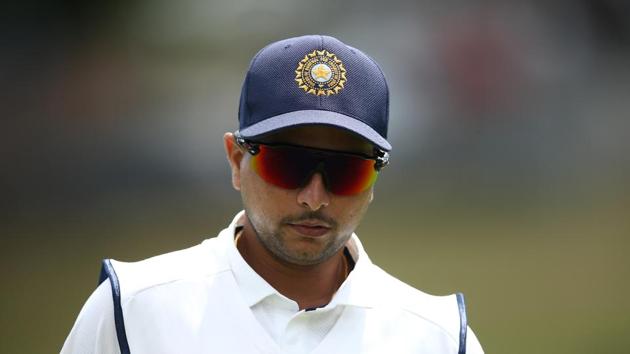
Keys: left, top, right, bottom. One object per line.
{"left": 238, "top": 110, "right": 392, "bottom": 151}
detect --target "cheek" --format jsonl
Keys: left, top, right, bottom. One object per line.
{"left": 239, "top": 165, "right": 294, "bottom": 222}
{"left": 332, "top": 190, "right": 373, "bottom": 230}
{"left": 241, "top": 167, "right": 270, "bottom": 211}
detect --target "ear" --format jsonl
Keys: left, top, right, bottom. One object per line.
{"left": 224, "top": 132, "right": 244, "bottom": 190}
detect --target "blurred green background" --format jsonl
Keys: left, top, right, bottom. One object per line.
{"left": 2, "top": 1, "right": 629, "bottom": 353}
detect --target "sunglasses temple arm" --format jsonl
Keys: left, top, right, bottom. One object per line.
{"left": 234, "top": 131, "right": 260, "bottom": 155}
{"left": 374, "top": 149, "right": 390, "bottom": 171}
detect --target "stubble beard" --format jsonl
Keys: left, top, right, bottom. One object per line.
{"left": 245, "top": 208, "right": 350, "bottom": 266}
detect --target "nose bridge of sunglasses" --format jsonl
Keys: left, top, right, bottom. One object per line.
{"left": 299, "top": 160, "right": 331, "bottom": 191}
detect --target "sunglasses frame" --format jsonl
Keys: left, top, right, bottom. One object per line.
{"left": 233, "top": 130, "right": 390, "bottom": 171}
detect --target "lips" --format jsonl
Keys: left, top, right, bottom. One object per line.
{"left": 287, "top": 221, "right": 331, "bottom": 237}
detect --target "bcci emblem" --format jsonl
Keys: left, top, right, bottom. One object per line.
{"left": 295, "top": 50, "right": 347, "bottom": 96}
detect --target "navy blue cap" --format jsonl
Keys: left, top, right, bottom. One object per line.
{"left": 238, "top": 35, "right": 391, "bottom": 151}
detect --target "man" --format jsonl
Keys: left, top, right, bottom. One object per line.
{"left": 62, "top": 35, "right": 484, "bottom": 354}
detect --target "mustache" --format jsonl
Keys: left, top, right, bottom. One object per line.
{"left": 282, "top": 211, "right": 337, "bottom": 228}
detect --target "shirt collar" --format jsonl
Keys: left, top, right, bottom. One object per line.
{"left": 223, "top": 211, "right": 278, "bottom": 308}
{"left": 327, "top": 234, "right": 379, "bottom": 309}
{"left": 221, "top": 211, "right": 380, "bottom": 310}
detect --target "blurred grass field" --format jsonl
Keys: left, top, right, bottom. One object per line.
{"left": 2, "top": 177, "right": 628, "bottom": 354}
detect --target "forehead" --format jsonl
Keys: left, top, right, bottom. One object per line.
{"left": 258, "top": 125, "right": 373, "bottom": 154}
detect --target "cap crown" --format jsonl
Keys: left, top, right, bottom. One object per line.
{"left": 238, "top": 35, "right": 390, "bottom": 149}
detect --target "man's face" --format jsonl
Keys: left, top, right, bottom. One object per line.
{"left": 224, "top": 125, "right": 376, "bottom": 266}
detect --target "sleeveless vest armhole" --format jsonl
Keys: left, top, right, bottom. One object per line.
{"left": 456, "top": 292, "right": 467, "bottom": 354}
{"left": 98, "top": 259, "right": 131, "bottom": 354}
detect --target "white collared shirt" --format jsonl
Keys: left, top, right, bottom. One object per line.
{"left": 61, "top": 212, "right": 484, "bottom": 354}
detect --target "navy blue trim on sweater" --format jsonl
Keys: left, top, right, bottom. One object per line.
{"left": 456, "top": 292, "right": 467, "bottom": 354}
{"left": 99, "top": 259, "right": 131, "bottom": 354}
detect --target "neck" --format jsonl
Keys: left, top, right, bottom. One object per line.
{"left": 236, "top": 219, "right": 348, "bottom": 310}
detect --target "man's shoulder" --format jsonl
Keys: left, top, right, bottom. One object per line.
{"left": 365, "top": 264, "right": 462, "bottom": 337}
{"left": 105, "top": 236, "right": 231, "bottom": 300}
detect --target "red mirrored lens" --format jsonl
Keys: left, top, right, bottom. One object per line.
{"left": 326, "top": 155, "right": 378, "bottom": 195}
{"left": 250, "top": 145, "right": 314, "bottom": 189}
{"left": 249, "top": 144, "right": 378, "bottom": 195}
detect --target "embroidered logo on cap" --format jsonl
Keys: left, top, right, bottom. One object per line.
{"left": 295, "top": 50, "right": 347, "bottom": 96}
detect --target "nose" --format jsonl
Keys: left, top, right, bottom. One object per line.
{"left": 296, "top": 172, "right": 330, "bottom": 211}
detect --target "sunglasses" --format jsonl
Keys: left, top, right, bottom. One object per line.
{"left": 234, "top": 131, "right": 389, "bottom": 196}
